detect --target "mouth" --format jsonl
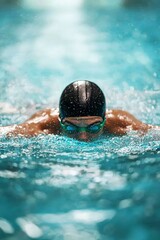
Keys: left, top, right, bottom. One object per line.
{"left": 78, "top": 138, "right": 91, "bottom": 142}
{"left": 75, "top": 135, "right": 95, "bottom": 142}
{"left": 65, "top": 132, "right": 98, "bottom": 142}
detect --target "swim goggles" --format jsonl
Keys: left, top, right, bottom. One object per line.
{"left": 60, "top": 118, "right": 106, "bottom": 134}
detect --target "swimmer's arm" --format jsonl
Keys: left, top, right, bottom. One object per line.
{"left": 105, "top": 109, "right": 157, "bottom": 135}
{"left": 0, "top": 123, "right": 45, "bottom": 137}
{"left": 0, "top": 108, "right": 60, "bottom": 137}
{"left": 24, "top": 108, "right": 53, "bottom": 123}
{"left": 24, "top": 108, "right": 60, "bottom": 134}
{"left": 0, "top": 109, "right": 51, "bottom": 136}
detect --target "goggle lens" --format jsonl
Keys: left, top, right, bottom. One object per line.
{"left": 88, "top": 124, "right": 101, "bottom": 133}
{"left": 60, "top": 119, "right": 105, "bottom": 134}
{"left": 65, "top": 125, "right": 77, "bottom": 132}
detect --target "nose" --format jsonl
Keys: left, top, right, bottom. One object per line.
{"left": 78, "top": 131, "right": 88, "bottom": 141}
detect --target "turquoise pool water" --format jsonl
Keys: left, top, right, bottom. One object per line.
{"left": 0, "top": 1, "right": 160, "bottom": 239}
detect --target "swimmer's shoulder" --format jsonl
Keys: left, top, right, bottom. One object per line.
{"left": 105, "top": 109, "right": 141, "bottom": 122}
{"left": 0, "top": 108, "right": 60, "bottom": 137}
{"left": 104, "top": 109, "right": 127, "bottom": 135}
{"left": 105, "top": 109, "right": 132, "bottom": 118}
{"left": 25, "top": 108, "right": 59, "bottom": 123}
{"left": 104, "top": 109, "right": 151, "bottom": 135}
{"left": 23, "top": 108, "right": 60, "bottom": 134}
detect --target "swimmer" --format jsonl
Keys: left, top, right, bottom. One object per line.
{"left": 0, "top": 80, "right": 159, "bottom": 141}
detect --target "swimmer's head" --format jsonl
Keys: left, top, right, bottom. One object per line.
{"left": 59, "top": 80, "right": 106, "bottom": 121}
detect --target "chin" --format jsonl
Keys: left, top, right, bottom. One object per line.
{"left": 76, "top": 136, "right": 98, "bottom": 142}
{"left": 77, "top": 138, "right": 91, "bottom": 142}
{"left": 66, "top": 132, "right": 102, "bottom": 142}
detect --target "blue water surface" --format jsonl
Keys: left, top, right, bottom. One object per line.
{"left": 0, "top": 1, "right": 160, "bottom": 239}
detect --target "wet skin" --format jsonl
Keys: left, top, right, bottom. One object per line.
{"left": 0, "top": 108, "right": 159, "bottom": 141}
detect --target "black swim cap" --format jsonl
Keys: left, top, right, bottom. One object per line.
{"left": 59, "top": 80, "right": 106, "bottom": 120}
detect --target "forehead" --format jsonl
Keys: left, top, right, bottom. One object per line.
{"left": 63, "top": 116, "right": 103, "bottom": 124}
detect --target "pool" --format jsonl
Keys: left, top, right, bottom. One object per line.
{"left": 0, "top": 1, "right": 160, "bottom": 239}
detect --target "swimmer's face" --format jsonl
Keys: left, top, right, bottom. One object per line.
{"left": 60, "top": 116, "right": 105, "bottom": 141}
